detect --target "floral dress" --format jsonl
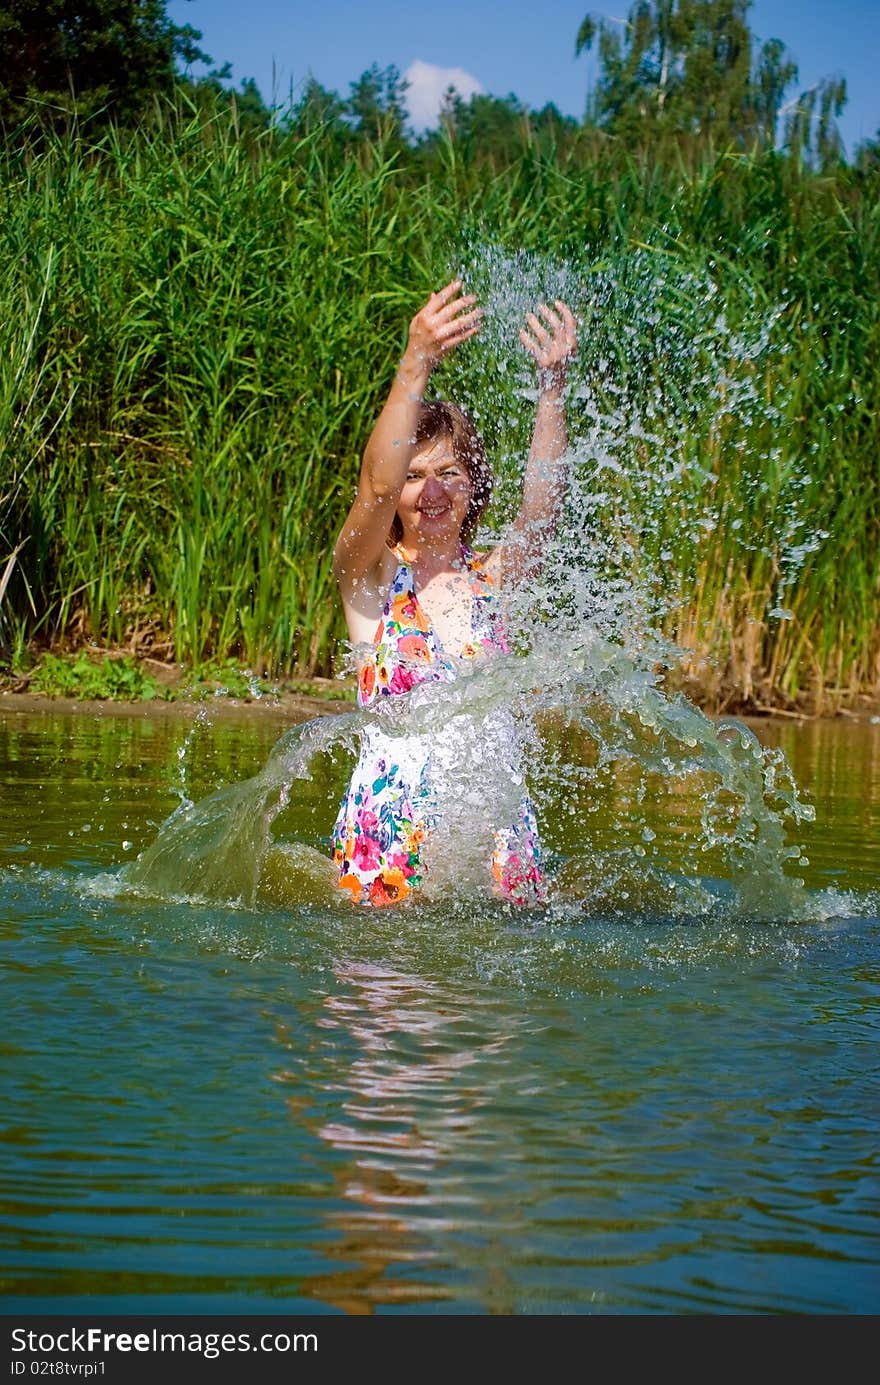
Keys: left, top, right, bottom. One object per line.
{"left": 332, "top": 546, "right": 546, "bottom": 907}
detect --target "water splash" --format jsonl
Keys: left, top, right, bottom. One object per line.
{"left": 121, "top": 245, "right": 830, "bottom": 923}
{"left": 122, "top": 715, "right": 353, "bottom": 908}
{"left": 172, "top": 704, "right": 212, "bottom": 809}
{"left": 119, "top": 632, "right": 819, "bottom": 921}
{"left": 454, "top": 240, "right": 823, "bottom": 662}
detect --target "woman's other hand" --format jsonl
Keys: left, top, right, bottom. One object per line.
{"left": 519, "top": 300, "right": 577, "bottom": 391}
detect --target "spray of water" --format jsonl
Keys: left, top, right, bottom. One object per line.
{"left": 122, "top": 714, "right": 352, "bottom": 908}
{"left": 121, "top": 244, "right": 829, "bottom": 923}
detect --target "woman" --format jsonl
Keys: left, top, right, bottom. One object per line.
{"left": 331, "top": 279, "right": 577, "bottom": 907}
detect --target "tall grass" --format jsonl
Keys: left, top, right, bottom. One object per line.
{"left": 0, "top": 101, "right": 877, "bottom": 709}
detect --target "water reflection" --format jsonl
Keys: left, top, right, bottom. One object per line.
{"left": 274, "top": 959, "right": 526, "bottom": 1314}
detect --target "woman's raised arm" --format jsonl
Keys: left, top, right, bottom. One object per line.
{"left": 486, "top": 300, "right": 577, "bottom": 586}
{"left": 332, "top": 280, "right": 482, "bottom": 597}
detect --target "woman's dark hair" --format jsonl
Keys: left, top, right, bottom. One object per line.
{"left": 388, "top": 399, "right": 493, "bottom": 546}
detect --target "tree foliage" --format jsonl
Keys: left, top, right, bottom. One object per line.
{"left": 0, "top": 0, "right": 208, "bottom": 128}
{"left": 345, "top": 63, "right": 409, "bottom": 144}
{"left": 575, "top": 0, "right": 846, "bottom": 165}
{"left": 427, "top": 89, "right": 579, "bottom": 165}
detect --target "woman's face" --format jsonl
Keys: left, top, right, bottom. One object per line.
{"left": 396, "top": 435, "right": 472, "bottom": 548}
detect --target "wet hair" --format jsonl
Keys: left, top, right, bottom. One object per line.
{"left": 388, "top": 399, "right": 493, "bottom": 546}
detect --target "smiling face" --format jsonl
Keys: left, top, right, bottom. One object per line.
{"left": 395, "top": 435, "right": 473, "bottom": 551}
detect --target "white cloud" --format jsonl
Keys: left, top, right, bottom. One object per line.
{"left": 403, "top": 59, "right": 483, "bottom": 131}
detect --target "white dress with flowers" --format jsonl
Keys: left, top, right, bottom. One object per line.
{"left": 332, "top": 547, "right": 545, "bottom": 907}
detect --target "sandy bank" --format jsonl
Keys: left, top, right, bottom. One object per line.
{"left": 0, "top": 687, "right": 356, "bottom": 724}
{"left": 2, "top": 687, "right": 879, "bottom": 729}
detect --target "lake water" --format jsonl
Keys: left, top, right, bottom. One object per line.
{"left": 1, "top": 702, "right": 878, "bottom": 1315}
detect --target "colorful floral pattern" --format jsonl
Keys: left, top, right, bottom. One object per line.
{"left": 354, "top": 554, "right": 508, "bottom": 708}
{"left": 333, "top": 547, "right": 545, "bottom": 907}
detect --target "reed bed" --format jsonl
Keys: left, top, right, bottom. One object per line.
{"left": 0, "top": 101, "right": 877, "bottom": 711}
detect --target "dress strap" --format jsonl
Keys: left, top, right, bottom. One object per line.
{"left": 461, "top": 546, "right": 510, "bottom": 654}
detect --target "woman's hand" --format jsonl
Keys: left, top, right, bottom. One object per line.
{"left": 519, "top": 300, "right": 577, "bottom": 391}
{"left": 404, "top": 278, "right": 483, "bottom": 374}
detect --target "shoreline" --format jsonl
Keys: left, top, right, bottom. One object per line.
{"left": 2, "top": 688, "right": 878, "bottom": 728}
{"left": 0, "top": 688, "right": 356, "bottom": 724}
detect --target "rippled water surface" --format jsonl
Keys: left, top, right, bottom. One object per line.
{"left": 1, "top": 705, "right": 878, "bottom": 1315}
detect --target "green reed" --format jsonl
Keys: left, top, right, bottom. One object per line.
{"left": 0, "top": 102, "right": 876, "bottom": 710}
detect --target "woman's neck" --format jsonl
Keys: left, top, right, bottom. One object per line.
{"left": 397, "top": 535, "right": 465, "bottom": 580}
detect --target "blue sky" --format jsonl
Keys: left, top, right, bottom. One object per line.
{"left": 168, "top": 1, "right": 879, "bottom": 157}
